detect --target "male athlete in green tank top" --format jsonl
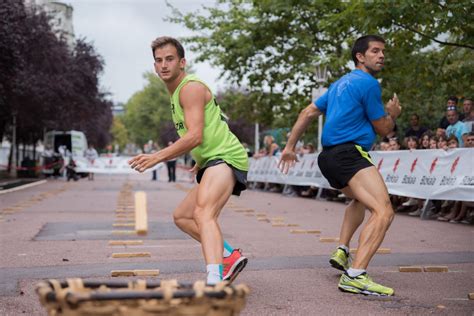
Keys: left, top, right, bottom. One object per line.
{"left": 129, "top": 37, "right": 248, "bottom": 285}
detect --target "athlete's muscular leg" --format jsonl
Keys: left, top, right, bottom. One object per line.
{"left": 344, "top": 166, "right": 394, "bottom": 269}
{"left": 194, "top": 163, "right": 235, "bottom": 264}
{"left": 337, "top": 195, "right": 366, "bottom": 248}
{"left": 173, "top": 186, "right": 201, "bottom": 241}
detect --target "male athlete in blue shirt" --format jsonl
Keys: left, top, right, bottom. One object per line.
{"left": 279, "top": 35, "right": 401, "bottom": 296}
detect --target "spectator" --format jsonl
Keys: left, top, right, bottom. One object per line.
{"left": 263, "top": 135, "right": 280, "bottom": 156}
{"left": 166, "top": 141, "right": 177, "bottom": 182}
{"left": 437, "top": 134, "right": 448, "bottom": 150}
{"left": 447, "top": 135, "right": 459, "bottom": 149}
{"left": 84, "top": 144, "right": 99, "bottom": 181}
{"left": 437, "top": 96, "right": 461, "bottom": 136}
{"left": 406, "top": 136, "right": 419, "bottom": 150}
{"left": 462, "top": 98, "right": 474, "bottom": 139}
{"left": 388, "top": 137, "right": 401, "bottom": 151}
{"left": 445, "top": 108, "right": 468, "bottom": 147}
{"left": 464, "top": 131, "right": 474, "bottom": 148}
{"left": 404, "top": 114, "right": 427, "bottom": 145}
{"left": 429, "top": 136, "right": 438, "bottom": 149}
{"left": 419, "top": 132, "right": 431, "bottom": 149}
{"left": 461, "top": 98, "right": 473, "bottom": 122}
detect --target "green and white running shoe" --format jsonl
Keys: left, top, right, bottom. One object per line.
{"left": 338, "top": 272, "right": 394, "bottom": 296}
{"left": 329, "top": 247, "right": 351, "bottom": 271}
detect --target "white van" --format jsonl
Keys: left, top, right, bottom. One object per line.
{"left": 42, "top": 130, "right": 88, "bottom": 176}
{"left": 44, "top": 130, "right": 88, "bottom": 157}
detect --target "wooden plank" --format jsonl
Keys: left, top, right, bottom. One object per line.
{"left": 468, "top": 293, "right": 474, "bottom": 300}
{"left": 423, "top": 266, "right": 448, "bottom": 272}
{"left": 111, "top": 270, "right": 134, "bottom": 277}
{"left": 287, "top": 224, "right": 300, "bottom": 227}
{"left": 399, "top": 266, "right": 423, "bottom": 272}
{"left": 319, "top": 237, "right": 339, "bottom": 242}
{"left": 306, "top": 230, "right": 321, "bottom": 234}
{"left": 112, "top": 230, "right": 136, "bottom": 235}
{"left": 350, "top": 248, "right": 391, "bottom": 254}
{"left": 111, "top": 252, "right": 151, "bottom": 258}
{"left": 108, "top": 240, "right": 143, "bottom": 246}
{"left": 113, "top": 223, "right": 135, "bottom": 227}
{"left": 290, "top": 229, "right": 306, "bottom": 234}
{"left": 133, "top": 269, "right": 160, "bottom": 276}
{"left": 135, "top": 191, "right": 148, "bottom": 235}
{"left": 271, "top": 223, "right": 286, "bottom": 227}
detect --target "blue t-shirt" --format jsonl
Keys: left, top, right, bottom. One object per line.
{"left": 315, "top": 69, "right": 386, "bottom": 151}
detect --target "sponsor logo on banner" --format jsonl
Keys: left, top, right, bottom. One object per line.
{"left": 385, "top": 158, "right": 400, "bottom": 184}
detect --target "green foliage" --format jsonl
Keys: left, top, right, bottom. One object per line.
{"left": 110, "top": 116, "right": 128, "bottom": 151}
{"left": 123, "top": 72, "right": 171, "bottom": 147}
{"left": 168, "top": 0, "right": 473, "bottom": 133}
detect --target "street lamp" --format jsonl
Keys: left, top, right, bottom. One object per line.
{"left": 312, "top": 63, "right": 328, "bottom": 152}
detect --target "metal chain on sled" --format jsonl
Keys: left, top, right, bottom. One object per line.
{"left": 36, "top": 278, "right": 249, "bottom": 316}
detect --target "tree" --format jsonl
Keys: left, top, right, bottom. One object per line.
{"left": 123, "top": 72, "right": 171, "bottom": 147}
{"left": 0, "top": 1, "right": 113, "bottom": 172}
{"left": 110, "top": 116, "right": 128, "bottom": 151}
{"left": 169, "top": 0, "right": 473, "bottom": 131}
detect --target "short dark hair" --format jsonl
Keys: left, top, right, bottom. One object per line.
{"left": 351, "top": 35, "right": 385, "bottom": 66}
{"left": 411, "top": 113, "right": 420, "bottom": 120}
{"left": 151, "top": 36, "right": 185, "bottom": 59}
{"left": 447, "top": 96, "right": 458, "bottom": 104}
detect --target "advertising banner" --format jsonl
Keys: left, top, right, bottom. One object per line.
{"left": 248, "top": 149, "right": 474, "bottom": 202}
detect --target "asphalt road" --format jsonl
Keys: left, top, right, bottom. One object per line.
{"left": 0, "top": 171, "right": 473, "bottom": 315}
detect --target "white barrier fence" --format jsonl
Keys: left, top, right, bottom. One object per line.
{"left": 248, "top": 148, "right": 474, "bottom": 202}
{"left": 73, "top": 157, "right": 164, "bottom": 174}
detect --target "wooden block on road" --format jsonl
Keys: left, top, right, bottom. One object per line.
{"left": 287, "top": 224, "right": 300, "bottom": 227}
{"left": 350, "top": 248, "right": 391, "bottom": 254}
{"left": 258, "top": 218, "right": 270, "bottom": 223}
{"left": 399, "top": 266, "right": 423, "bottom": 272}
{"left": 256, "top": 213, "right": 267, "bottom": 216}
{"left": 111, "top": 270, "right": 135, "bottom": 277}
{"left": 319, "top": 237, "right": 339, "bottom": 242}
{"left": 112, "top": 230, "right": 136, "bottom": 235}
{"left": 113, "top": 223, "right": 135, "bottom": 227}
{"left": 109, "top": 240, "right": 144, "bottom": 246}
{"left": 112, "top": 252, "right": 151, "bottom": 258}
{"left": 424, "top": 266, "right": 448, "bottom": 272}
{"left": 271, "top": 217, "right": 284, "bottom": 221}
{"left": 290, "top": 229, "right": 306, "bottom": 234}
{"left": 135, "top": 191, "right": 148, "bottom": 235}
{"left": 306, "top": 230, "right": 321, "bottom": 234}
{"left": 234, "top": 208, "right": 254, "bottom": 213}
{"left": 272, "top": 223, "right": 286, "bottom": 227}
{"left": 468, "top": 293, "right": 474, "bottom": 300}
{"left": 133, "top": 269, "right": 160, "bottom": 276}
{"left": 111, "top": 269, "right": 159, "bottom": 277}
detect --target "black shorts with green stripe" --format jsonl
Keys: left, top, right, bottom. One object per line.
{"left": 317, "top": 143, "right": 374, "bottom": 189}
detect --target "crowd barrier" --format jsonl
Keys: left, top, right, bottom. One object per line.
{"left": 248, "top": 148, "right": 474, "bottom": 202}
{"left": 73, "top": 157, "right": 164, "bottom": 174}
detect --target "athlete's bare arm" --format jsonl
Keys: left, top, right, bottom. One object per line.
{"left": 371, "top": 93, "right": 402, "bottom": 137}
{"left": 278, "top": 103, "right": 321, "bottom": 174}
{"left": 129, "top": 82, "right": 209, "bottom": 173}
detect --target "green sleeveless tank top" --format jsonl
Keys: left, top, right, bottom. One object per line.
{"left": 170, "top": 74, "right": 248, "bottom": 171}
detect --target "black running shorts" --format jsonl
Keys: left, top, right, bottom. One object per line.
{"left": 317, "top": 143, "right": 374, "bottom": 189}
{"left": 196, "top": 159, "right": 247, "bottom": 196}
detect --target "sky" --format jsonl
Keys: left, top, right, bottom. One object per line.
{"left": 68, "top": 0, "right": 222, "bottom": 104}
